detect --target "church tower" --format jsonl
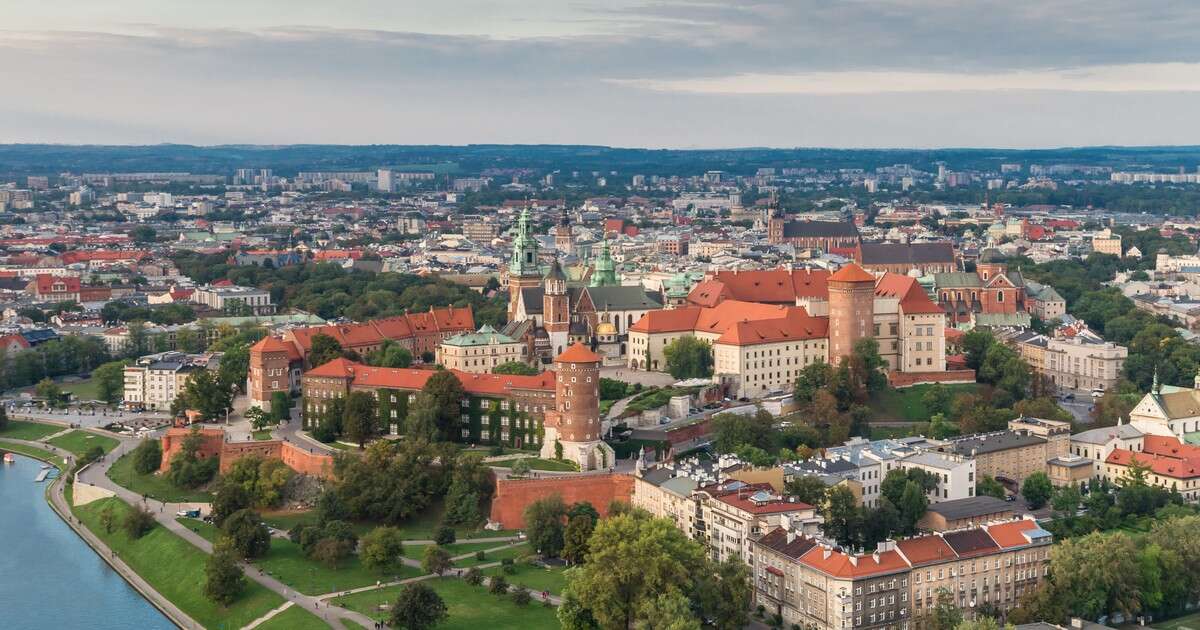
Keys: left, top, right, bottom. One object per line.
{"left": 508, "top": 209, "right": 543, "bottom": 322}
{"left": 589, "top": 237, "right": 619, "bottom": 287}
{"left": 539, "top": 343, "right": 615, "bottom": 471}
{"left": 543, "top": 260, "right": 570, "bottom": 356}
{"left": 555, "top": 207, "right": 574, "bottom": 255}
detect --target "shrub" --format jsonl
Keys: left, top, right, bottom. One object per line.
{"left": 433, "top": 525, "right": 456, "bottom": 546}
{"left": 511, "top": 587, "right": 532, "bottom": 607}
{"left": 488, "top": 575, "right": 509, "bottom": 595}
{"left": 123, "top": 505, "right": 156, "bottom": 539}
{"left": 475, "top": 550, "right": 486, "bottom": 561}
{"left": 464, "top": 567, "right": 484, "bottom": 586}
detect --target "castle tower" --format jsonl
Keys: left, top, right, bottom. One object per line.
{"left": 508, "top": 208, "right": 543, "bottom": 321}
{"left": 589, "top": 237, "right": 619, "bottom": 287}
{"left": 543, "top": 260, "right": 570, "bottom": 356}
{"left": 248, "top": 336, "right": 297, "bottom": 412}
{"left": 540, "top": 343, "right": 614, "bottom": 471}
{"left": 827, "top": 263, "right": 876, "bottom": 365}
{"left": 555, "top": 207, "right": 574, "bottom": 255}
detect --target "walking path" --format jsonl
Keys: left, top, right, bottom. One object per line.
{"left": 243, "top": 601, "right": 294, "bottom": 629}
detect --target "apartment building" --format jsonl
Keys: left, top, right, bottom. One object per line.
{"left": 1104, "top": 435, "right": 1200, "bottom": 502}
{"left": 191, "top": 283, "right": 275, "bottom": 315}
{"left": 1002, "top": 329, "right": 1127, "bottom": 394}
{"left": 696, "top": 481, "right": 821, "bottom": 565}
{"left": 939, "top": 430, "right": 1054, "bottom": 487}
{"left": 752, "top": 518, "right": 1053, "bottom": 630}
{"left": 123, "top": 351, "right": 222, "bottom": 411}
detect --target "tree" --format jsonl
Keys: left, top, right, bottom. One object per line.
{"left": 955, "top": 617, "right": 1006, "bottom": 630}
{"left": 99, "top": 503, "right": 116, "bottom": 534}
{"left": 821, "top": 486, "right": 861, "bottom": 548}
{"left": 131, "top": 439, "right": 162, "bottom": 475}
{"left": 421, "top": 544, "right": 452, "bottom": 575}
{"left": 442, "top": 453, "right": 490, "bottom": 526}
{"left": 211, "top": 480, "right": 252, "bottom": 527}
{"left": 1034, "top": 532, "right": 1144, "bottom": 621}
{"left": 270, "top": 391, "right": 291, "bottom": 422}
{"left": 558, "top": 514, "right": 713, "bottom": 630}
{"left": 388, "top": 582, "right": 448, "bottom": 630}
{"left": 92, "top": 360, "right": 127, "bottom": 404}
{"left": 366, "top": 341, "right": 413, "bottom": 369}
{"left": 307, "top": 333, "right": 345, "bottom": 368}
{"left": 1051, "top": 483, "right": 1083, "bottom": 520}
{"left": 848, "top": 338, "right": 888, "bottom": 396}
{"left": 222, "top": 509, "right": 271, "bottom": 559}
{"left": 434, "top": 525, "right": 457, "bottom": 546}
{"left": 524, "top": 495, "right": 567, "bottom": 557}
{"left": 131, "top": 225, "right": 157, "bottom": 243}
{"left": 511, "top": 587, "right": 533, "bottom": 607}
{"left": 222, "top": 454, "right": 293, "bottom": 509}
{"left": 204, "top": 539, "right": 246, "bottom": 607}
{"left": 711, "top": 408, "right": 776, "bottom": 454}
{"left": 962, "top": 329, "right": 996, "bottom": 372}
{"left": 562, "top": 515, "right": 595, "bottom": 565}
{"left": 1022, "top": 472, "right": 1053, "bottom": 510}
{"left": 123, "top": 505, "right": 156, "bottom": 539}
{"left": 167, "top": 427, "right": 219, "bottom": 488}
{"left": 176, "top": 369, "right": 232, "bottom": 422}
{"left": 311, "top": 536, "right": 355, "bottom": 569}
{"left": 244, "top": 407, "right": 271, "bottom": 432}
{"left": 976, "top": 475, "right": 1006, "bottom": 499}
{"left": 510, "top": 458, "right": 532, "bottom": 478}
{"left": 921, "top": 383, "right": 952, "bottom": 416}
{"left": 932, "top": 588, "right": 963, "bottom": 630}
{"left": 492, "top": 361, "right": 539, "bottom": 376}
{"left": 785, "top": 475, "right": 829, "bottom": 507}
{"left": 342, "top": 390, "right": 379, "bottom": 448}
{"left": 633, "top": 591, "right": 701, "bottom": 630}
{"left": 662, "top": 336, "right": 714, "bottom": 379}
{"left": 897, "top": 480, "right": 929, "bottom": 534}
{"left": 361, "top": 526, "right": 406, "bottom": 573}
{"left": 36, "top": 378, "right": 65, "bottom": 407}
{"left": 421, "top": 370, "right": 466, "bottom": 440}
{"left": 697, "top": 558, "right": 753, "bottom": 630}
{"left": 464, "top": 567, "right": 484, "bottom": 585}
{"left": 489, "top": 574, "right": 510, "bottom": 595}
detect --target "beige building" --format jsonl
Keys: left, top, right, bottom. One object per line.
{"left": 191, "top": 283, "right": 274, "bottom": 315}
{"left": 122, "top": 351, "right": 222, "bottom": 411}
{"left": 937, "top": 420, "right": 1069, "bottom": 486}
{"left": 696, "top": 481, "right": 822, "bottom": 565}
{"left": 752, "top": 518, "right": 1053, "bottom": 630}
{"left": 1003, "top": 330, "right": 1126, "bottom": 394}
{"left": 435, "top": 325, "right": 525, "bottom": 373}
{"left": 1092, "top": 228, "right": 1123, "bottom": 256}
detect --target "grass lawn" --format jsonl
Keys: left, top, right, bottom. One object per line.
{"left": 332, "top": 577, "right": 560, "bottom": 628}
{"left": 106, "top": 449, "right": 215, "bottom": 503}
{"left": 60, "top": 378, "right": 101, "bottom": 402}
{"left": 1153, "top": 611, "right": 1200, "bottom": 630}
{"left": 47, "top": 430, "right": 120, "bottom": 456}
{"left": 0, "top": 439, "right": 69, "bottom": 468}
{"left": 252, "top": 430, "right": 274, "bottom": 441}
{"left": 180, "top": 517, "right": 421, "bottom": 596}
{"left": 506, "top": 457, "right": 578, "bottom": 472}
{"left": 343, "top": 620, "right": 371, "bottom": 630}
{"left": 482, "top": 562, "right": 567, "bottom": 596}
{"left": 869, "top": 425, "right": 916, "bottom": 440}
{"left": 454, "top": 543, "right": 530, "bottom": 568}
{"left": 75, "top": 497, "right": 284, "bottom": 630}
{"left": 260, "top": 503, "right": 514, "bottom": 542}
{"left": 401, "top": 540, "right": 509, "bottom": 561}
{"left": 0, "top": 419, "right": 62, "bottom": 441}
{"left": 869, "top": 383, "right": 981, "bottom": 421}
{"left": 255, "top": 604, "right": 331, "bottom": 630}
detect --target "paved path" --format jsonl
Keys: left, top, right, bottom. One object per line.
{"left": 243, "top": 601, "right": 294, "bottom": 629}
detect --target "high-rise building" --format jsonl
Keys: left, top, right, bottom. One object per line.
{"left": 377, "top": 169, "right": 393, "bottom": 193}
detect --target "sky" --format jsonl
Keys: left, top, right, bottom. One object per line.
{"left": 2, "top": 0, "right": 1200, "bottom": 148}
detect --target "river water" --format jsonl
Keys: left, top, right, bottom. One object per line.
{"left": 0, "top": 454, "right": 174, "bottom": 629}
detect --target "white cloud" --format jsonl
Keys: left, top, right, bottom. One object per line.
{"left": 610, "top": 63, "right": 1200, "bottom": 94}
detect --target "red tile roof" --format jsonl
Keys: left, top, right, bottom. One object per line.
{"left": 983, "top": 519, "right": 1040, "bottom": 549}
{"left": 250, "top": 336, "right": 303, "bottom": 362}
{"left": 874, "top": 274, "right": 943, "bottom": 314}
{"left": 896, "top": 536, "right": 957, "bottom": 566}
{"left": 630, "top": 300, "right": 827, "bottom": 347}
{"left": 696, "top": 268, "right": 831, "bottom": 305}
{"left": 555, "top": 342, "right": 601, "bottom": 363}
{"left": 829, "top": 263, "right": 876, "bottom": 284}
{"left": 799, "top": 545, "right": 909, "bottom": 578}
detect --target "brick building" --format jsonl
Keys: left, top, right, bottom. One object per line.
{"left": 767, "top": 217, "right": 861, "bottom": 249}
{"left": 856, "top": 242, "right": 956, "bottom": 275}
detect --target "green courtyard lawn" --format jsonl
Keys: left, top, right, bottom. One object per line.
{"left": 260, "top": 502, "right": 516, "bottom": 542}
{"left": 106, "top": 448, "right": 215, "bottom": 503}
{"left": 453, "top": 543, "right": 531, "bottom": 568}
{"left": 1153, "top": 611, "right": 1200, "bottom": 630}
{"left": 506, "top": 457, "right": 578, "bottom": 472}
{"left": 60, "top": 377, "right": 101, "bottom": 402}
{"left": 482, "top": 561, "right": 567, "bottom": 596}
{"left": 868, "top": 383, "right": 982, "bottom": 422}
{"left": 401, "top": 540, "right": 509, "bottom": 561}
{"left": 47, "top": 430, "right": 120, "bottom": 456}
{"left": 252, "top": 430, "right": 275, "bottom": 441}
{"left": 0, "top": 419, "right": 63, "bottom": 441}
{"left": 254, "top": 604, "right": 331, "bottom": 630}
{"left": 179, "top": 517, "right": 422, "bottom": 596}
{"left": 75, "top": 497, "right": 284, "bottom": 630}
{"left": 0, "top": 439, "right": 69, "bottom": 468}
{"left": 332, "top": 576, "right": 560, "bottom": 629}
{"left": 869, "top": 424, "right": 916, "bottom": 440}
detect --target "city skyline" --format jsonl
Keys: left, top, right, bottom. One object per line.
{"left": 3, "top": 1, "right": 1200, "bottom": 147}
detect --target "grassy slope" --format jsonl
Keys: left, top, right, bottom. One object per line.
{"left": 331, "top": 577, "right": 560, "bottom": 629}
{"left": 74, "top": 497, "right": 283, "bottom": 630}
{"left": 481, "top": 562, "right": 567, "bottom": 596}
{"left": 106, "top": 449, "right": 215, "bottom": 503}
{"left": 47, "top": 430, "right": 120, "bottom": 456}
{"left": 868, "top": 383, "right": 981, "bottom": 421}
{"left": 255, "top": 604, "right": 332, "bottom": 630}
{"left": 0, "top": 439, "right": 70, "bottom": 468}
{"left": 180, "top": 518, "right": 422, "bottom": 596}
{"left": 0, "top": 419, "right": 62, "bottom": 441}
{"left": 61, "top": 378, "right": 101, "bottom": 401}
{"left": 453, "top": 543, "right": 530, "bottom": 568}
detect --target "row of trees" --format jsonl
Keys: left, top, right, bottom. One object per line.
{"left": 813, "top": 469, "right": 936, "bottom": 551}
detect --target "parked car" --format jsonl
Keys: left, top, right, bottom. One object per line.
{"left": 176, "top": 509, "right": 201, "bottom": 518}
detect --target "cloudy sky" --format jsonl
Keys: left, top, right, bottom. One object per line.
{"left": 3, "top": 0, "right": 1200, "bottom": 148}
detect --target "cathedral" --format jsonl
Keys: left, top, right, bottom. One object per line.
{"left": 502, "top": 208, "right": 666, "bottom": 365}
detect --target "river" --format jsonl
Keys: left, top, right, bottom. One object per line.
{"left": 0, "top": 454, "right": 174, "bottom": 629}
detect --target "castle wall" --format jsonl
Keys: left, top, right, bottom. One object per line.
{"left": 488, "top": 473, "right": 635, "bottom": 529}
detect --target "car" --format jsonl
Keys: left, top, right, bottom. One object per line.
{"left": 1061, "top": 393, "right": 1075, "bottom": 400}
{"left": 1004, "top": 495, "right": 1016, "bottom": 502}
{"left": 176, "top": 509, "right": 201, "bottom": 518}
{"left": 1091, "top": 389, "right": 1105, "bottom": 398}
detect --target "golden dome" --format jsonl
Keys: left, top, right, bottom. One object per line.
{"left": 595, "top": 322, "right": 617, "bottom": 335}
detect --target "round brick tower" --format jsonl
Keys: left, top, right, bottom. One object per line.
{"left": 541, "top": 342, "right": 614, "bottom": 470}
{"left": 827, "top": 262, "right": 876, "bottom": 365}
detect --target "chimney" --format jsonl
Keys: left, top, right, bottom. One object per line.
{"left": 822, "top": 546, "right": 832, "bottom": 560}
{"left": 848, "top": 555, "right": 858, "bottom": 566}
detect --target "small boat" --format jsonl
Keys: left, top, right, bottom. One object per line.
{"left": 40, "top": 463, "right": 51, "bottom": 470}
{"left": 3, "top": 453, "right": 14, "bottom": 464}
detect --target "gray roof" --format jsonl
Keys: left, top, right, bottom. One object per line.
{"left": 946, "top": 431, "right": 1046, "bottom": 456}
{"left": 781, "top": 220, "right": 859, "bottom": 239}
{"left": 860, "top": 242, "right": 954, "bottom": 266}
{"left": 1071, "top": 424, "right": 1144, "bottom": 445}
{"left": 926, "top": 496, "right": 1012, "bottom": 521}
{"left": 584, "top": 286, "right": 664, "bottom": 311}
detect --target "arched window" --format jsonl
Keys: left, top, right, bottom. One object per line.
{"left": 997, "top": 291, "right": 1004, "bottom": 303}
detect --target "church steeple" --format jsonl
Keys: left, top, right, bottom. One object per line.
{"left": 509, "top": 209, "right": 541, "bottom": 278}
{"left": 590, "top": 236, "right": 619, "bottom": 287}
{"left": 555, "top": 206, "right": 574, "bottom": 255}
